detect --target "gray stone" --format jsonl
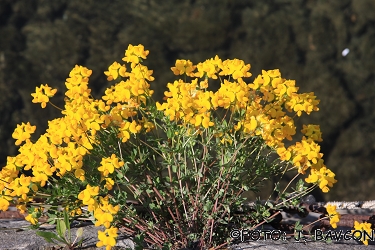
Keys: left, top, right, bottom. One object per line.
{"left": 0, "top": 219, "right": 135, "bottom": 250}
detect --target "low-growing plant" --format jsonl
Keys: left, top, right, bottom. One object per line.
{"left": 0, "top": 44, "right": 338, "bottom": 249}
{"left": 35, "top": 210, "right": 85, "bottom": 249}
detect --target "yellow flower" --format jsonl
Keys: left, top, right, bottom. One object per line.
{"left": 96, "top": 227, "right": 118, "bottom": 250}
{"left": 8, "top": 175, "right": 31, "bottom": 200}
{"left": 192, "top": 113, "right": 214, "bottom": 128}
{"left": 12, "top": 122, "right": 36, "bottom": 146}
{"left": 25, "top": 214, "right": 38, "bottom": 225}
{"left": 199, "top": 79, "right": 209, "bottom": 89}
{"left": 94, "top": 205, "right": 115, "bottom": 228}
{"left": 24, "top": 207, "right": 41, "bottom": 225}
{"left": 98, "top": 154, "right": 124, "bottom": 177}
{"left": 243, "top": 116, "right": 258, "bottom": 133}
{"left": 171, "top": 59, "right": 196, "bottom": 77}
{"left": 104, "top": 177, "right": 114, "bottom": 190}
{"left": 31, "top": 84, "right": 57, "bottom": 108}
{"left": 0, "top": 197, "right": 10, "bottom": 211}
{"left": 301, "top": 124, "right": 323, "bottom": 142}
{"left": 69, "top": 207, "right": 82, "bottom": 217}
{"left": 194, "top": 55, "right": 222, "bottom": 79}
{"left": 276, "top": 147, "right": 291, "bottom": 161}
{"left": 95, "top": 210, "right": 112, "bottom": 228}
{"left": 74, "top": 168, "right": 85, "bottom": 181}
{"left": 305, "top": 166, "right": 337, "bottom": 192}
{"left": 220, "top": 58, "right": 252, "bottom": 80}
{"left": 122, "top": 44, "right": 149, "bottom": 68}
{"left": 78, "top": 185, "right": 99, "bottom": 211}
{"left": 219, "top": 133, "right": 233, "bottom": 145}
{"left": 326, "top": 205, "right": 340, "bottom": 229}
{"left": 104, "top": 61, "right": 127, "bottom": 81}
{"left": 31, "top": 171, "right": 49, "bottom": 187}
{"left": 352, "top": 221, "right": 373, "bottom": 245}
{"left": 130, "top": 63, "right": 154, "bottom": 82}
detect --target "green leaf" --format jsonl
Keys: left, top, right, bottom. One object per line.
{"left": 56, "top": 219, "right": 67, "bottom": 239}
{"left": 265, "top": 201, "right": 274, "bottom": 208}
{"left": 63, "top": 210, "right": 70, "bottom": 231}
{"left": 222, "top": 119, "right": 227, "bottom": 127}
{"left": 64, "top": 210, "right": 72, "bottom": 242}
{"left": 149, "top": 203, "right": 156, "bottom": 209}
{"left": 171, "top": 165, "right": 177, "bottom": 173}
{"left": 296, "top": 178, "right": 305, "bottom": 192}
{"left": 294, "top": 220, "right": 302, "bottom": 231}
{"left": 134, "top": 233, "right": 145, "bottom": 250}
{"left": 262, "top": 210, "right": 270, "bottom": 218}
{"left": 117, "top": 172, "right": 124, "bottom": 178}
{"left": 162, "top": 242, "right": 172, "bottom": 250}
{"left": 76, "top": 227, "right": 83, "bottom": 238}
{"left": 166, "top": 129, "right": 172, "bottom": 138}
{"left": 36, "top": 231, "right": 64, "bottom": 243}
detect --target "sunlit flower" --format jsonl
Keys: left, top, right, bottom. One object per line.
{"left": 0, "top": 197, "right": 10, "bottom": 211}
{"left": 171, "top": 59, "right": 196, "bottom": 77}
{"left": 12, "top": 122, "right": 36, "bottom": 146}
{"left": 96, "top": 227, "right": 118, "bottom": 250}
{"left": 326, "top": 204, "right": 340, "bottom": 229}
{"left": 305, "top": 166, "right": 337, "bottom": 192}
{"left": 352, "top": 221, "right": 373, "bottom": 245}
{"left": 31, "top": 84, "right": 57, "bottom": 108}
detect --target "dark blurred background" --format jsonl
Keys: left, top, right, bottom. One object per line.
{"left": 1, "top": 0, "right": 374, "bottom": 201}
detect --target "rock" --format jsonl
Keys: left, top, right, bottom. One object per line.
{"left": 0, "top": 219, "right": 135, "bottom": 250}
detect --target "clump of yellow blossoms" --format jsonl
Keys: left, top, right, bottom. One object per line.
{"left": 352, "top": 221, "right": 373, "bottom": 245}
{"left": 0, "top": 44, "right": 338, "bottom": 249}
{"left": 31, "top": 84, "right": 57, "bottom": 108}
{"left": 326, "top": 204, "right": 340, "bottom": 229}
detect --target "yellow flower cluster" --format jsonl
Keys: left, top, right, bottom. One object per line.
{"left": 77, "top": 186, "right": 119, "bottom": 248}
{"left": 122, "top": 44, "right": 149, "bottom": 68}
{"left": 0, "top": 44, "right": 158, "bottom": 248}
{"left": 98, "top": 154, "right": 124, "bottom": 178}
{"left": 11, "top": 122, "right": 36, "bottom": 146}
{"left": 352, "top": 221, "right": 373, "bottom": 245}
{"left": 97, "top": 227, "right": 118, "bottom": 250}
{"left": 94, "top": 196, "right": 120, "bottom": 228}
{"left": 171, "top": 59, "right": 196, "bottom": 77}
{"left": 31, "top": 84, "right": 57, "bottom": 108}
{"left": 161, "top": 55, "right": 335, "bottom": 193}
{"left": 104, "top": 62, "right": 127, "bottom": 81}
{"left": 305, "top": 166, "right": 336, "bottom": 193}
{"left": 156, "top": 79, "right": 214, "bottom": 128}
{"left": 24, "top": 207, "right": 42, "bottom": 225}
{"left": 326, "top": 204, "right": 340, "bottom": 229}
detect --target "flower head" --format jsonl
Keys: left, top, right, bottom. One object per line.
{"left": 104, "top": 61, "right": 127, "bottom": 81}
{"left": 326, "top": 204, "right": 340, "bottom": 229}
{"left": 96, "top": 227, "right": 118, "bottom": 250}
{"left": 12, "top": 122, "right": 36, "bottom": 146}
{"left": 122, "top": 44, "right": 149, "bottom": 68}
{"left": 352, "top": 221, "right": 373, "bottom": 245}
{"left": 305, "top": 166, "right": 337, "bottom": 193}
{"left": 78, "top": 185, "right": 99, "bottom": 211}
{"left": 171, "top": 59, "right": 196, "bottom": 77}
{"left": 0, "top": 197, "right": 10, "bottom": 211}
{"left": 31, "top": 84, "right": 57, "bottom": 108}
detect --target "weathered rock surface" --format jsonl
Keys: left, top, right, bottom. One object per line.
{"left": 2, "top": 216, "right": 375, "bottom": 250}
{"left": 1, "top": 0, "right": 375, "bottom": 201}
